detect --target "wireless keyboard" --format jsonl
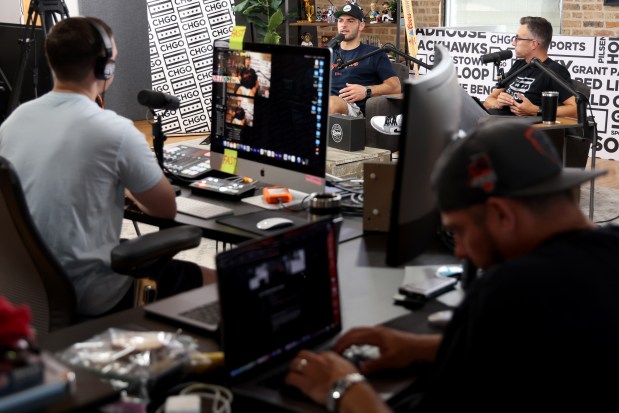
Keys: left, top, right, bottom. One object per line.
{"left": 175, "top": 197, "right": 233, "bottom": 220}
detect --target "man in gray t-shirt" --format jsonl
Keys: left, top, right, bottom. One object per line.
{"left": 0, "top": 17, "right": 213, "bottom": 316}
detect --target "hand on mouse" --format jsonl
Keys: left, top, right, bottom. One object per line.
{"left": 333, "top": 326, "right": 442, "bottom": 374}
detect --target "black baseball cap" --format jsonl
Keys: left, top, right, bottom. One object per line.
{"left": 334, "top": 4, "right": 364, "bottom": 21}
{"left": 431, "top": 120, "right": 605, "bottom": 212}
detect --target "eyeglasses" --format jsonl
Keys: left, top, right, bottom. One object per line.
{"left": 512, "top": 36, "right": 535, "bottom": 43}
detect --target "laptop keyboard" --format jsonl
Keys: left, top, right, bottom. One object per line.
{"left": 179, "top": 301, "right": 221, "bottom": 325}
{"left": 260, "top": 368, "right": 307, "bottom": 398}
{"left": 175, "top": 197, "right": 233, "bottom": 220}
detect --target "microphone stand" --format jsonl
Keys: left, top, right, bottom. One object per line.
{"left": 493, "top": 61, "right": 506, "bottom": 83}
{"left": 337, "top": 43, "right": 432, "bottom": 71}
{"left": 150, "top": 109, "right": 166, "bottom": 171}
{"left": 498, "top": 57, "right": 597, "bottom": 220}
{"left": 150, "top": 109, "right": 182, "bottom": 196}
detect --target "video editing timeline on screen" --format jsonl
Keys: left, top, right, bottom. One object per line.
{"left": 162, "top": 144, "right": 212, "bottom": 180}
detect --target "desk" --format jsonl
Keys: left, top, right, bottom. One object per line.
{"left": 126, "top": 138, "right": 366, "bottom": 245}
{"left": 40, "top": 234, "right": 458, "bottom": 412}
{"left": 126, "top": 189, "right": 365, "bottom": 245}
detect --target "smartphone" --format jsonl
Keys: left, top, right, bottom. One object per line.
{"left": 398, "top": 276, "right": 457, "bottom": 300}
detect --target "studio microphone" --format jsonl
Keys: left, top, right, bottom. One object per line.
{"left": 326, "top": 33, "right": 345, "bottom": 49}
{"left": 480, "top": 49, "right": 513, "bottom": 64}
{"left": 137, "top": 90, "right": 180, "bottom": 110}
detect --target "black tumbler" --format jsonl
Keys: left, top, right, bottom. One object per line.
{"left": 541, "top": 91, "right": 559, "bottom": 124}
{"left": 308, "top": 193, "right": 343, "bottom": 246}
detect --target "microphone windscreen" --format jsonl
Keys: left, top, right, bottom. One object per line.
{"left": 480, "top": 49, "right": 513, "bottom": 64}
{"left": 326, "top": 33, "right": 345, "bottom": 49}
{"left": 137, "top": 90, "right": 180, "bottom": 110}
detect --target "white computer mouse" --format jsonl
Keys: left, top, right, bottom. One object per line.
{"left": 256, "top": 217, "right": 295, "bottom": 230}
{"left": 427, "top": 310, "right": 453, "bottom": 328}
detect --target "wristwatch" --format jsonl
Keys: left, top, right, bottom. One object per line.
{"left": 326, "top": 372, "right": 366, "bottom": 412}
{"left": 365, "top": 87, "right": 372, "bottom": 99}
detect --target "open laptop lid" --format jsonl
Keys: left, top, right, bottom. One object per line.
{"left": 215, "top": 219, "right": 341, "bottom": 385}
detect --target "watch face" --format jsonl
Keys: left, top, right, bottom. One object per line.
{"left": 366, "top": 88, "right": 371, "bottom": 98}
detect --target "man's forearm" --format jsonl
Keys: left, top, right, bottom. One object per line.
{"left": 339, "top": 382, "right": 393, "bottom": 413}
{"left": 368, "top": 77, "right": 401, "bottom": 97}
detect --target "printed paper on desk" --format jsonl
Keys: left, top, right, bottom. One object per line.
{"left": 221, "top": 148, "right": 238, "bottom": 174}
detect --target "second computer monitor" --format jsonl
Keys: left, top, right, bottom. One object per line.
{"left": 386, "top": 44, "right": 462, "bottom": 267}
{"left": 209, "top": 43, "right": 331, "bottom": 195}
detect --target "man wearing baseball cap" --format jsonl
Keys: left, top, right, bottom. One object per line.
{"left": 329, "top": 3, "right": 400, "bottom": 117}
{"left": 285, "top": 121, "right": 619, "bottom": 411}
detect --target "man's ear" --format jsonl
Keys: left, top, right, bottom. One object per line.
{"left": 485, "top": 197, "right": 517, "bottom": 233}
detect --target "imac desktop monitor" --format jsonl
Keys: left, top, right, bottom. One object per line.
{"left": 386, "top": 44, "right": 462, "bottom": 267}
{"left": 210, "top": 43, "right": 331, "bottom": 195}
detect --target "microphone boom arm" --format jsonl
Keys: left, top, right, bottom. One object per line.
{"left": 337, "top": 43, "right": 432, "bottom": 71}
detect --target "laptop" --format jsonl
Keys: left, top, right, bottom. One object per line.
{"left": 216, "top": 219, "right": 420, "bottom": 411}
{"left": 143, "top": 282, "right": 220, "bottom": 332}
{"left": 143, "top": 219, "right": 337, "bottom": 335}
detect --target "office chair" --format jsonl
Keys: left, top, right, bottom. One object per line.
{"left": 0, "top": 156, "right": 202, "bottom": 337}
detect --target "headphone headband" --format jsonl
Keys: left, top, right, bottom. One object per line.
{"left": 88, "top": 19, "right": 114, "bottom": 80}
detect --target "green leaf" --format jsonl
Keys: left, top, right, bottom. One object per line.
{"left": 270, "top": 0, "right": 284, "bottom": 12}
{"left": 267, "top": 9, "right": 284, "bottom": 31}
{"left": 232, "top": 0, "right": 251, "bottom": 13}
{"left": 264, "top": 31, "right": 281, "bottom": 44}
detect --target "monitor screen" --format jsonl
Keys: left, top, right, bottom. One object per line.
{"left": 209, "top": 43, "right": 331, "bottom": 195}
{"left": 386, "top": 44, "right": 461, "bottom": 267}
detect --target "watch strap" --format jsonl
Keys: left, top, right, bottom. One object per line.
{"left": 326, "top": 372, "right": 366, "bottom": 412}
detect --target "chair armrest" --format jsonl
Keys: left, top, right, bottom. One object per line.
{"left": 111, "top": 225, "right": 202, "bottom": 277}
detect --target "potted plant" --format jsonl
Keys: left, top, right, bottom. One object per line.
{"left": 233, "top": 0, "right": 285, "bottom": 44}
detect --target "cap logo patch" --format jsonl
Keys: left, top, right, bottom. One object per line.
{"left": 467, "top": 153, "right": 497, "bottom": 193}
{"left": 343, "top": 5, "right": 352, "bottom": 11}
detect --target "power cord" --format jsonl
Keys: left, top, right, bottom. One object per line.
{"left": 156, "top": 382, "right": 233, "bottom": 413}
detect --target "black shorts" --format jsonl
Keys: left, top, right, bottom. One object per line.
{"left": 106, "top": 259, "right": 202, "bottom": 314}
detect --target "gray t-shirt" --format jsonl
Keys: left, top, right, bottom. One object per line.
{"left": 0, "top": 92, "right": 163, "bottom": 315}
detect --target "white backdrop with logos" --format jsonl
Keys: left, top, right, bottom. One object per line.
{"left": 415, "top": 29, "right": 619, "bottom": 160}
{"left": 146, "top": 0, "right": 234, "bottom": 134}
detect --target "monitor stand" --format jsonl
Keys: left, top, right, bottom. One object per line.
{"left": 241, "top": 189, "right": 309, "bottom": 210}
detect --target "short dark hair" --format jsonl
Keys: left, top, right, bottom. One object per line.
{"left": 520, "top": 16, "right": 552, "bottom": 50}
{"left": 45, "top": 17, "right": 113, "bottom": 82}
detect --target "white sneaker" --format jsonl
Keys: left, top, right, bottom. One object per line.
{"left": 370, "top": 114, "right": 402, "bottom": 135}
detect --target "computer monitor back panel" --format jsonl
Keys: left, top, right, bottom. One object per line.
{"left": 210, "top": 43, "right": 331, "bottom": 194}
{"left": 386, "top": 44, "right": 461, "bottom": 267}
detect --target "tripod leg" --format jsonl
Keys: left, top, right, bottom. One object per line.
{"left": 7, "top": 7, "right": 39, "bottom": 115}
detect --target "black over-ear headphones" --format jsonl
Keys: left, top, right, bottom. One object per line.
{"left": 88, "top": 19, "right": 115, "bottom": 80}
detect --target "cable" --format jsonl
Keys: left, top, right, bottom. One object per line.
{"left": 155, "top": 382, "right": 233, "bottom": 413}
{"left": 180, "top": 383, "right": 233, "bottom": 413}
{"left": 595, "top": 214, "right": 619, "bottom": 224}
{"left": 277, "top": 194, "right": 311, "bottom": 212}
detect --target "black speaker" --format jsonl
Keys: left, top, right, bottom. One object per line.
{"left": 327, "top": 114, "right": 365, "bottom": 152}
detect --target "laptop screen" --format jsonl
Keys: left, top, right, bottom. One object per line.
{"left": 215, "top": 219, "right": 341, "bottom": 383}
